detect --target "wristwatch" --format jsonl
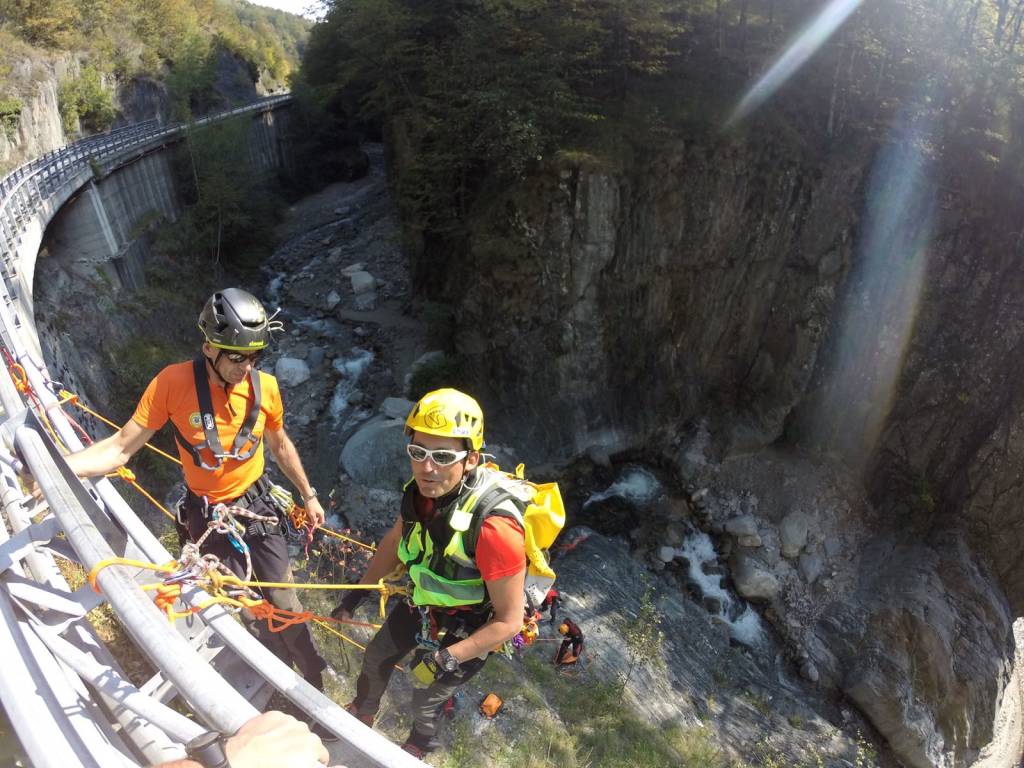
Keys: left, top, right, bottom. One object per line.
{"left": 185, "top": 731, "right": 231, "bottom": 768}
{"left": 302, "top": 487, "right": 318, "bottom": 502}
{"left": 437, "top": 647, "right": 460, "bottom": 673}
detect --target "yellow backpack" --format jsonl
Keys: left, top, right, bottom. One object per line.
{"left": 472, "top": 462, "right": 565, "bottom": 591}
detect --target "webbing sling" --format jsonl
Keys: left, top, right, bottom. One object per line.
{"left": 171, "top": 356, "right": 263, "bottom": 470}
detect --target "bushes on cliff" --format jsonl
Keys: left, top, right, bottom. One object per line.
{"left": 58, "top": 65, "right": 116, "bottom": 133}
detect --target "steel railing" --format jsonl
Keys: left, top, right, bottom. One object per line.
{"left": 0, "top": 97, "right": 425, "bottom": 768}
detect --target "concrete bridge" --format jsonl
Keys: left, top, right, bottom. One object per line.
{"left": 0, "top": 97, "right": 423, "bottom": 768}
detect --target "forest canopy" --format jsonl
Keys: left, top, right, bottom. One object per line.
{"left": 0, "top": 0, "right": 310, "bottom": 91}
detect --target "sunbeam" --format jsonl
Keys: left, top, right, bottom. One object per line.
{"left": 727, "top": 0, "right": 864, "bottom": 126}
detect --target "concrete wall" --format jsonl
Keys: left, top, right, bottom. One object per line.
{"left": 26, "top": 103, "right": 295, "bottom": 415}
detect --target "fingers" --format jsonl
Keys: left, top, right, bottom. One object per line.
{"left": 226, "top": 711, "right": 329, "bottom": 768}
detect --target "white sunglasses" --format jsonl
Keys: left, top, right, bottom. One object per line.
{"left": 406, "top": 444, "right": 469, "bottom": 467}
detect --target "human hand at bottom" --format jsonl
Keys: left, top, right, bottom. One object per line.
{"left": 225, "top": 711, "right": 329, "bottom": 768}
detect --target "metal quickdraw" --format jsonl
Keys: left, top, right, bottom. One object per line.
{"left": 416, "top": 606, "right": 441, "bottom": 651}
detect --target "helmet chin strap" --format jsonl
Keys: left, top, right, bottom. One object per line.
{"left": 205, "top": 351, "right": 230, "bottom": 388}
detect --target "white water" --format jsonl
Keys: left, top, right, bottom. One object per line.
{"left": 266, "top": 272, "right": 285, "bottom": 307}
{"left": 583, "top": 466, "right": 662, "bottom": 509}
{"left": 678, "top": 528, "right": 764, "bottom": 647}
{"left": 329, "top": 348, "right": 374, "bottom": 422}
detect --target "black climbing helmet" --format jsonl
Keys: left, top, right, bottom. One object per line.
{"left": 197, "top": 288, "right": 282, "bottom": 351}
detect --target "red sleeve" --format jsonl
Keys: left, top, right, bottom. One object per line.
{"left": 476, "top": 516, "right": 526, "bottom": 581}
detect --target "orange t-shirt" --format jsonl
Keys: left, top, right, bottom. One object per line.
{"left": 132, "top": 361, "right": 283, "bottom": 502}
{"left": 476, "top": 516, "right": 526, "bottom": 581}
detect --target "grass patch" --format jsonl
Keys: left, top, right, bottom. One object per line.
{"left": 55, "top": 556, "right": 155, "bottom": 686}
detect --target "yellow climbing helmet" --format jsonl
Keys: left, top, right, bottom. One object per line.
{"left": 405, "top": 388, "right": 485, "bottom": 450}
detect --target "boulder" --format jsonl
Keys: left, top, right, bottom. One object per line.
{"left": 381, "top": 396, "right": 415, "bottom": 420}
{"left": 339, "top": 416, "right": 409, "bottom": 491}
{"left": 812, "top": 536, "right": 1014, "bottom": 768}
{"left": 274, "top": 357, "right": 310, "bottom": 387}
{"left": 730, "top": 551, "right": 781, "bottom": 602}
{"left": 725, "top": 515, "right": 759, "bottom": 538}
{"left": 350, "top": 271, "right": 376, "bottom": 295}
{"left": 798, "top": 553, "right": 824, "bottom": 584}
{"left": 780, "top": 511, "right": 809, "bottom": 558}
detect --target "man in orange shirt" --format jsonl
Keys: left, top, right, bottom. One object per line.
{"left": 66, "top": 288, "right": 331, "bottom": 708}
{"left": 331, "top": 388, "right": 526, "bottom": 758}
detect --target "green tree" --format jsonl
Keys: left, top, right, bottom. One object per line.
{"left": 58, "top": 66, "right": 116, "bottom": 134}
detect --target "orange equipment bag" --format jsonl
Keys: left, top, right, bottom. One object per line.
{"left": 479, "top": 693, "right": 503, "bottom": 719}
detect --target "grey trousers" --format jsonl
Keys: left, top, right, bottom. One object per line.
{"left": 352, "top": 602, "right": 489, "bottom": 750}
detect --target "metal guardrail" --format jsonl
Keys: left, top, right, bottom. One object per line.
{"left": 0, "top": 98, "right": 425, "bottom": 767}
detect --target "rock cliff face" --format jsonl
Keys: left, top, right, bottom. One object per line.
{"left": 0, "top": 55, "right": 75, "bottom": 171}
{"left": 450, "top": 136, "right": 859, "bottom": 461}
{"left": 410, "top": 126, "right": 1024, "bottom": 766}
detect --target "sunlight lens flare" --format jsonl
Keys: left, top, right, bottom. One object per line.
{"left": 728, "top": 0, "right": 864, "bottom": 126}
{"left": 802, "top": 107, "right": 936, "bottom": 469}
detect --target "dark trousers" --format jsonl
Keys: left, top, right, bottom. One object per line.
{"left": 184, "top": 485, "right": 326, "bottom": 685}
{"left": 555, "top": 636, "right": 582, "bottom": 665}
{"left": 351, "top": 603, "right": 489, "bottom": 749}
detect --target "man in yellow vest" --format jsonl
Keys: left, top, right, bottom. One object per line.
{"left": 332, "top": 388, "right": 526, "bottom": 758}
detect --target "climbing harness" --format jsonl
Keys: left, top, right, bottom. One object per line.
{"left": 397, "top": 462, "right": 565, "bottom": 611}
{"left": 171, "top": 356, "right": 263, "bottom": 470}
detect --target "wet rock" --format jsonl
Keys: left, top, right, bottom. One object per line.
{"left": 702, "top": 595, "right": 723, "bottom": 614}
{"left": 342, "top": 262, "right": 366, "bottom": 276}
{"left": 327, "top": 246, "right": 343, "bottom": 260}
{"left": 780, "top": 511, "right": 809, "bottom": 558}
{"left": 306, "top": 347, "right": 326, "bottom": 369}
{"left": 664, "top": 522, "right": 685, "bottom": 547}
{"left": 275, "top": 357, "right": 311, "bottom": 387}
{"left": 701, "top": 562, "right": 725, "bottom": 577}
{"left": 738, "top": 534, "right": 763, "bottom": 548}
{"left": 657, "top": 546, "right": 676, "bottom": 563}
{"left": 325, "top": 290, "right": 342, "bottom": 310}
